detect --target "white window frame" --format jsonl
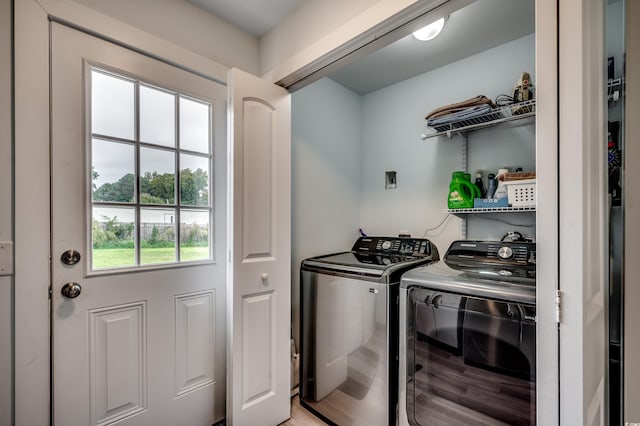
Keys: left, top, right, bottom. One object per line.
{"left": 86, "top": 66, "right": 215, "bottom": 274}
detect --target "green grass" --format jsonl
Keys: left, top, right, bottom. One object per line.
{"left": 93, "top": 246, "right": 209, "bottom": 269}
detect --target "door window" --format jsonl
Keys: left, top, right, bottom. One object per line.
{"left": 90, "top": 68, "right": 212, "bottom": 270}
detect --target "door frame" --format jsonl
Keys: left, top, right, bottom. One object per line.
{"left": 625, "top": 0, "right": 640, "bottom": 422}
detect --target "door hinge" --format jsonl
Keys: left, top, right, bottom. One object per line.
{"left": 555, "top": 290, "right": 561, "bottom": 325}
{"left": 0, "top": 241, "right": 14, "bottom": 275}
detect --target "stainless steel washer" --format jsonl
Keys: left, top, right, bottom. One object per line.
{"left": 399, "top": 240, "right": 536, "bottom": 426}
{"left": 300, "top": 236, "right": 439, "bottom": 426}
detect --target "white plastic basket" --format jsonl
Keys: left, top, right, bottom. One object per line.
{"left": 506, "top": 178, "right": 536, "bottom": 207}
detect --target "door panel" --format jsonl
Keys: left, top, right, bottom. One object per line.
{"left": 242, "top": 99, "right": 275, "bottom": 259}
{"left": 242, "top": 291, "right": 276, "bottom": 404}
{"left": 228, "top": 68, "right": 291, "bottom": 425}
{"left": 89, "top": 303, "right": 147, "bottom": 426}
{"left": 174, "top": 291, "right": 215, "bottom": 396}
{"left": 51, "top": 23, "right": 227, "bottom": 426}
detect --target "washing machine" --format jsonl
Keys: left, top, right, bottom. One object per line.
{"left": 399, "top": 240, "right": 536, "bottom": 426}
{"left": 300, "top": 236, "right": 439, "bottom": 426}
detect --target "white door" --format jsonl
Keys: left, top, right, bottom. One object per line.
{"left": 558, "top": 0, "right": 607, "bottom": 424}
{"left": 51, "top": 23, "right": 227, "bottom": 426}
{"left": 227, "top": 68, "right": 291, "bottom": 425}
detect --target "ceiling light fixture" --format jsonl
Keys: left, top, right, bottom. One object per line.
{"left": 413, "top": 17, "right": 446, "bottom": 41}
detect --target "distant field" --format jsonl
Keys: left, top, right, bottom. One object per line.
{"left": 93, "top": 246, "right": 209, "bottom": 269}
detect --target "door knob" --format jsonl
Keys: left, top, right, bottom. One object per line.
{"left": 61, "top": 282, "right": 82, "bottom": 299}
{"left": 61, "top": 249, "right": 81, "bottom": 266}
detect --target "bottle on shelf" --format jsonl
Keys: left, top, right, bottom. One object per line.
{"left": 474, "top": 172, "right": 485, "bottom": 198}
{"left": 448, "top": 171, "right": 477, "bottom": 209}
{"left": 486, "top": 173, "right": 497, "bottom": 199}
{"left": 493, "top": 168, "right": 510, "bottom": 200}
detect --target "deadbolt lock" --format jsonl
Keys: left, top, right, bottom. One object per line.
{"left": 61, "top": 250, "right": 81, "bottom": 266}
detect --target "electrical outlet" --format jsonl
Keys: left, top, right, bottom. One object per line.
{"left": 385, "top": 171, "right": 397, "bottom": 189}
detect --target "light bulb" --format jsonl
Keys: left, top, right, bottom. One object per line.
{"left": 413, "top": 17, "right": 446, "bottom": 41}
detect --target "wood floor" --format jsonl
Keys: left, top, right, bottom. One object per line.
{"left": 280, "top": 393, "right": 328, "bottom": 426}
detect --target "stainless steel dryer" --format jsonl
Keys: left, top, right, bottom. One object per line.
{"left": 300, "top": 236, "right": 439, "bottom": 426}
{"left": 399, "top": 240, "right": 536, "bottom": 426}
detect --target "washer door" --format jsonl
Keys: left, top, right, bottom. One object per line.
{"left": 404, "top": 287, "right": 536, "bottom": 426}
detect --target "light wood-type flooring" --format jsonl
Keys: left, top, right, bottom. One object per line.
{"left": 280, "top": 393, "right": 327, "bottom": 425}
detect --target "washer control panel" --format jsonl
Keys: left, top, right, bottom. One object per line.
{"left": 351, "top": 236, "right": 435, "bottom": 257}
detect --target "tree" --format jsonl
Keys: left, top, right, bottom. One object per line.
{"left": 140, "top": 171, "right": 175, "bottom": 204}
{"left": 180, "top": 168, "right": 209, "bottom": 206}
{"left": 93, "top": 173, "right": 135, "bottom": 202}
{"left": 92, "top": 168, "right": 208, "bottom": 206}
{"left": 91, "top": 167, "right": 99, "bottom": 191}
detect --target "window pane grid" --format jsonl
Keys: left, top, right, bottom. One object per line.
{"left": 90, "top": 67, "right": 212, "bottom": 270}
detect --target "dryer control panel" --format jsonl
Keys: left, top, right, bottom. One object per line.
{"left": 444, "top": 240, "right": 536, "bottom": 272}
{"left": 351, "top": 236, "right": 436, "bottom": 258}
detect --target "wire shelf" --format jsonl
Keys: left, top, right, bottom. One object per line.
{"left": 422, "top": 100, "right": 536, "bottom": 140}
{"left": 443, "top": 206, "right": 536, "bottom": 215}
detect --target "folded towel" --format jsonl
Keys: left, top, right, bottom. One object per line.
{"left": 425, "top": 95, "right": 496, "bottom": 120}
{"left": 500, "top": 172, "right": 536, "bottom": 181}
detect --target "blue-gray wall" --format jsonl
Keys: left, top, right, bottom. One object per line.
{"left": 291, "top": 77, "right": 363, "bottom": 350}
{"left": 360, "top": 33, "right": 536, "bottom": 244}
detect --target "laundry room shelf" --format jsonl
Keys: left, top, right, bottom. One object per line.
{"left": 422, "top": 100, "right": 536, "bottom": 140}
{"left": 443, "top": 206, "right": 536, "bottom": 215}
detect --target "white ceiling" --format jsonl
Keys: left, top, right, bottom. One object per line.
{"left": 330, "top": 0, "right": 535, "bottom": 94}
{"left": 187, "top": 0, "right": 307, "bottom": 37}
{"left": 186, "top": 0, "right": 534, "bottom": 94}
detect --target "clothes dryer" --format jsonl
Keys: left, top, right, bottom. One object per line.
{"left": 399, "top": 240, "right": 536, "bottom": 426}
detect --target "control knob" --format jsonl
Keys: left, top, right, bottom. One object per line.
{"left": 381, "top": 240, "right": 392, "bottom": 250}
{"left": 497, "top": 246, "right": 513, "bottom": 260}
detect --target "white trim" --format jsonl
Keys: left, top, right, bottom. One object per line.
{"left": 14, "top": 1, "right": 51, "bottom": 424}
{"left": 0, "top": 0, "right": 14, "bottom": 421}
{"left": 36, "top": 0, "right": 230, "bottom": 84}
{"left": 271, "top": 0, "right": 473, "bottom": 90}
{"left": 625, "top": 0, "right": 640, "bottom": 422}
{"left": 535, "top": 0, "right": 560, "bottom": 424}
